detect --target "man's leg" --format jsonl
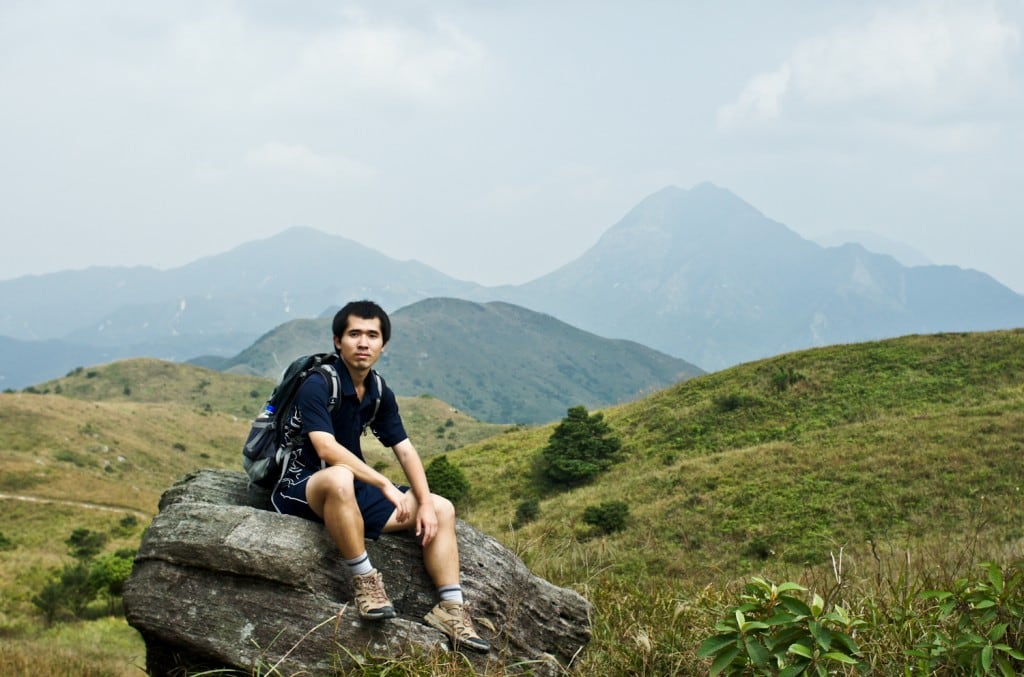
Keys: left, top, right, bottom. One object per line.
{"left": 383, "top": 494, "right": 489, "bottom": 652}
{"left": 307, "top": 466, "right": 395, "bottom": 619}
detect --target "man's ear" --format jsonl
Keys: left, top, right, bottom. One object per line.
{"left": 333, "top": 335, "right": 342, "bottom": 351}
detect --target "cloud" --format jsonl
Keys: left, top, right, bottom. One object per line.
{"left": 717, "top": 65, "right": 792, "bottom": 130}
{"left": 283, "top": 12, "right": 486, "bottom": 108}
{"left": 719, "top": 1, "right": 1021, "bottom": 130}
{"left": 244, "top": 142, "right": 376, "bottom": 182}
{"left": 2, "top": 4, "right": 488, "bottom": 119}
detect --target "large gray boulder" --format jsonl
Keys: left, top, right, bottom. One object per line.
{"left": 124, "top": 469, "right": 592, "bottom": 675}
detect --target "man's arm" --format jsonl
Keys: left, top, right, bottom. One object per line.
{"left": 392, "top": 438, "right": 439, "bottom": 545}
{"left": 308, "top": 431, "right": 409, "bottom": 521}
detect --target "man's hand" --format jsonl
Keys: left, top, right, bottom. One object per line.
{"left": 416, "top": 500, "right": 439, "bottom": 547}
{"left": 383, "top": 483, "right": 411, "bottom": 524}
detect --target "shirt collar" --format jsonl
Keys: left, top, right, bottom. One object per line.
{"left": 337, "top": 363, "right": 378, "bottom": 400}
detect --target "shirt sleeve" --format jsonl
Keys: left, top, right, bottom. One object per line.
{"left": 371, "top": 383, "right": 408, "bottom": 448}
{"left": 293, "top": 372, "right": 334, "bottom": 436}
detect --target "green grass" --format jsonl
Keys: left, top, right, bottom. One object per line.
{"left": 3, "top": 329, "right": 1024, "bottom": 673}
{"left": 447, "top": 330, "right": 1024, "bottom": 674}
{"left": 0, "top": 617, "right": 145, "bottom": 676}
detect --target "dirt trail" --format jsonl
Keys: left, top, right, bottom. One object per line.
{"left": 0, "top": 492, "right": 150, "bottom": 520}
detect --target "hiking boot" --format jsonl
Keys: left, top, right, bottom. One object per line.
{"left": 352, "top": 569, "right": 395, "bottom": 620}
{"left": 424, "top": 600, "right": 490, "bottom": 653}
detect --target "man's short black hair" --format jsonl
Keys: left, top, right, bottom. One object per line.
{"left": 333, "top": 300, "right": 391, "bottom": 345}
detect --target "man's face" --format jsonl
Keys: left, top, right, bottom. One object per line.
{"left": 334, "top": 315, "right": 385, "bottom": 371}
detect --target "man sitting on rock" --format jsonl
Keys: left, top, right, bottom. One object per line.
{"left": 270, "top": 299, "right": 490, "bottom": 652}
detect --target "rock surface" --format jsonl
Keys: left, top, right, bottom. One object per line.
{"left": 124, "top": 469, "right": 592, "bottom": 675}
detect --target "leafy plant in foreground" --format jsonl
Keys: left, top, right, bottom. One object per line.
{"left": 698, "top": 577, "right": 863, "bottom": 675}
{"left": 909, "top": 560, "right": 1024, "bottom": 675}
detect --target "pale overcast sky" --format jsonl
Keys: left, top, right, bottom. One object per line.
{"left": 2, "top": 1, "right": 1022, "bottom": 292}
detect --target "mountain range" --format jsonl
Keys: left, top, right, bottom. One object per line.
{"left": 483, "top": 183, "right": 1024, "bottom": 368}
{"left": 2, "top": 182, "right": 1022, "bottom": 391}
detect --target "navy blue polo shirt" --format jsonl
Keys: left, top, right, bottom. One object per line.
{"left": 290, "top": 365, "right": 407, "bottom": 468}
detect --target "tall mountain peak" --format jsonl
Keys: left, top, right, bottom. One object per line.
{"left": 595, "top": 183, "right": 808, "bottom": 264}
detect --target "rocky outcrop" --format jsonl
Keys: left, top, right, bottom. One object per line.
{"left": 124, "top": 469, "right": 592, "bottom": 675}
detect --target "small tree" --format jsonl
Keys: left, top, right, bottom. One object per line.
{"left": 65, "top": 528, "right": 107, "bottom": 562}
{"left": 60, "top": 562, "right": 101, "bottom": 617}
{"left": 31, "top": 578, "right": 65, "bottom": 626}
{"left": 90, "top": 549, "right": 136, "bottom": 613}
{"left": 541, "top": 405, "right": 623, "bottom": 486}
{"left": 32, "top": 527, "right": 113, "bottom": 624}
{"left": 425, "top": 455, "right": 471, "bottom": 505}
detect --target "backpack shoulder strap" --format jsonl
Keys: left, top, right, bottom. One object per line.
{"left": 363, "top": 371, "right": 383, "bottom": 435}
{"left": 313, "top": 361, "right": 342, "bottom": 412}
{"left": 372, "top": 371, "right": 382, "bottom": 418}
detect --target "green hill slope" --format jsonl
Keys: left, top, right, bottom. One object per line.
{"left": 445, "top": 329, "right": 1024, "bottom": 672}
{"left": 1, "top": 358, "right": 507, "bottom": 673}
{"left": 27, "top": 357, "right": 506, "bottom": 460}
{"left": 458, "top": 329, "right": 1024, "bottom": 574}
{"left": 4, "top": 329, "right": 1024, "bottom": 673}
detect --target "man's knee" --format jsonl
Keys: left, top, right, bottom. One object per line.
{"left": 433, "top": 494, "right": 456, "bottom": 523}
{"left": 317, "top": 466, "right": 357, "bottom": 503}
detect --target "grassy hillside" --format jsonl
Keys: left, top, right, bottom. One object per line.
{"left": 449, "top": 329, "right": 1024, "bottom": 672}
{"left": 460, "top": 330, "right": 1024, "bottom": 567}
{"left": 28, "top": 357, "right": 507, "bottom": 458}
{"left": 32, "top": 358, "right": 269, "bottom": 417}
{"left": 0, "top": 359, "right": 506, "bottom": 674}
{"left": 3, "top": 330, "right": 1023, "bottom": 673}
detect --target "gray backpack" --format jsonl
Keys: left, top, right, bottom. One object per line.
{"left": 242, "top": 352, "right": 381, "bottom": 488}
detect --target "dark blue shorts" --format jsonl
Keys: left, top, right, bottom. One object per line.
{"left": 271, "top": 461, "right": 408, "bottom": 540}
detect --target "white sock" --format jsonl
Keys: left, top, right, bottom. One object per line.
{"left": 346, "top": 552, "right": 374, "bottom": 577}
{"left": 438, "top": 584, "right": 463, "bottom": 604}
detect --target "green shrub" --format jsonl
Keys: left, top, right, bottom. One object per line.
{"left": 713, "top": 391, "right": 761, "bottom": 413}
{"left": 32, "top": 562, "right": 101, "bottom": 623}
{"left": 909, "top": 561, "right": 1024, "bottom": 675}
{"left": 582, "top": 500, "right": 630, "bottom": 534}
{"left": 30, "top": 576, "right": 65, "bottom": 626}
{"left": 697, "top": 577, "right": 863, "bottom": 675}
{"left": 65, "top": 528, "right": 107, "bottom": 562}
{"left": 771, "top": 365, "right": 806, "bottom": 392}
{"left": 115, "top": 515, "right": 138, "bottom": 537}
{"left": 540, "top": 405, "right": 623, "bottom": 486}
{"left": 514, "top": 498, "right": 540, "bottom": 527}
{"left": 425, "top": 455, "right": 470, "bottom": 505}
{"left": 90, "top": 550, "right": 136, "bottom": 612}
